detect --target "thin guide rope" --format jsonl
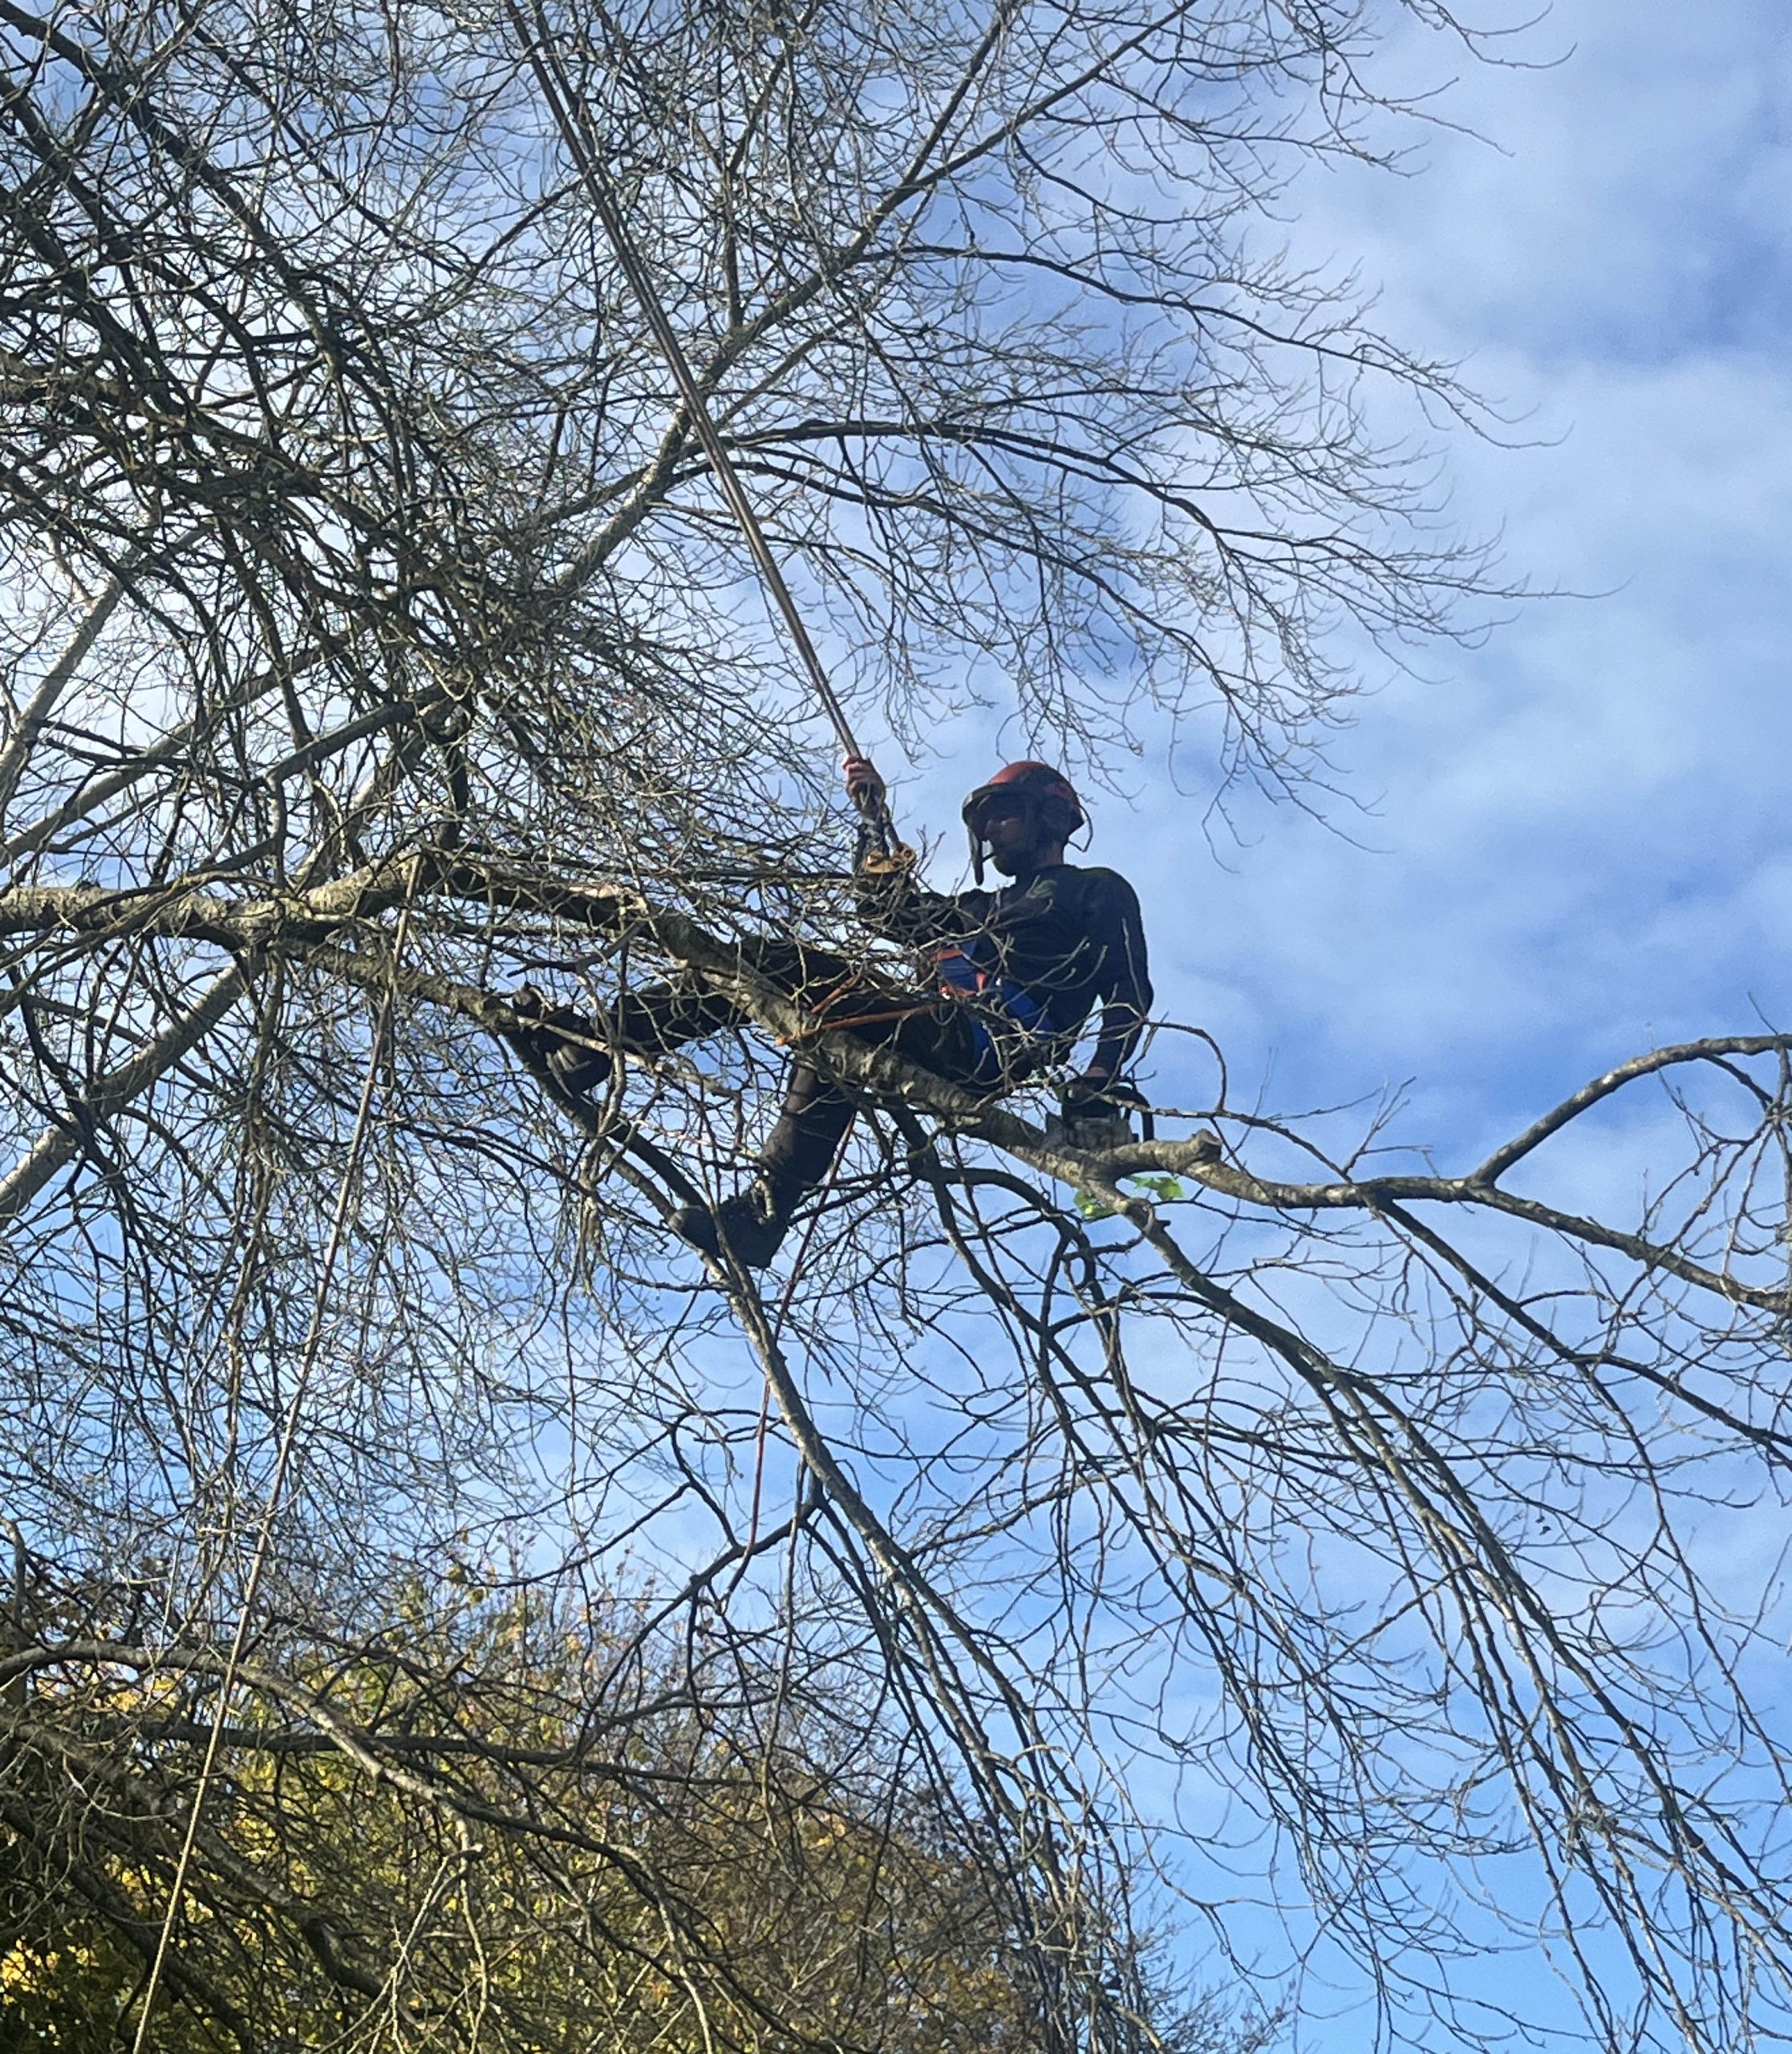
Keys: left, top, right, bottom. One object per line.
{"left": 505, "top": 2, "right": 898, "bottom": 852}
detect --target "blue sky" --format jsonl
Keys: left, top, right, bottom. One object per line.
{"left": 1151, "top": 0, "right": 1792, "bottom": 1145}
{"left": 880, "top": 0, "right": 1792, "bottom": 1166}
{"left": 849, "top": 4, "right": 1792, "bottom": 2040}
{"left": 1174, "top": 3, "right": 1792, "bottom": 2038}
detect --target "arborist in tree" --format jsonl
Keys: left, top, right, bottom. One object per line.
{"left": 512, "top": 757, "right": 1153, "bottom": 1269}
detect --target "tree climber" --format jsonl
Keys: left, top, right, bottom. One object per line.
{"left": 511, "top": 758, "right": 1153, "bottom": 1268}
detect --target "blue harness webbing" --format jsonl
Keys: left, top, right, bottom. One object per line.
{"left": 933, "top": 946, "right": 1056, "bottom": 1069}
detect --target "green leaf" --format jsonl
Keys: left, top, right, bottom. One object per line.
{"left": 1074, "top": 1175, "right": 1183, "bottom": 1221}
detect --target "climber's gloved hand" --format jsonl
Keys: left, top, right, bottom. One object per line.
{"left": 843, "top": 756, "right": 886, "bottom": 808}
{"left": 845, "top": 755, "right": 916, "bottom": 876}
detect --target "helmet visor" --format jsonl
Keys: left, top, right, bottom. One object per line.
{"left": 963, "top": 786, "right": 1032, "bottom": 836}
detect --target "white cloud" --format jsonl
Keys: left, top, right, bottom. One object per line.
{"left": 1056, "top": 2, "right": 1792, "bottom": 1157}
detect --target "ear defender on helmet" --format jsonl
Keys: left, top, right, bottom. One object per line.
{"left": 961, "top": 761, "right": 1086, "bottom": 882}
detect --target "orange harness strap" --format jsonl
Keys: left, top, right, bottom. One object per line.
{"left": 782, "top": 944, "right": 1032, "bottom": 1049}
{"left": 780, "top": 972, "right": 942, "bottom": 1045}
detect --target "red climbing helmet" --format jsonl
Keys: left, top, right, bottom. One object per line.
{"left": 961, "top": 761, "right": 1085, "bottom": 879}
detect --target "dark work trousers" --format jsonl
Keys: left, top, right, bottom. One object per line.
{"left": 602, "top": 939, "right": 1015, "bottom": 1199}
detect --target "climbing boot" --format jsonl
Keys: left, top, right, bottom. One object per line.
{"left": 548, "top": 1036, "right": 614, "bottom": 1099}
{"left": 670, "top": 1177, "right": 796, "bottom": 1270}
{"left": 509, "top": 986, "right": 614, "bottom": 1099}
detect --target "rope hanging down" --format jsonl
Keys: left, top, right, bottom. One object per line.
{"left": 508, "top": 6, "right": 904, "bottom": 860}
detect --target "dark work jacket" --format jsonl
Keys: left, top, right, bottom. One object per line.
{"left": 857, "top": 863, "right": 1153, "bottom": 1075}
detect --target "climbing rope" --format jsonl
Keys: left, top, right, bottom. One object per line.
{"left": 505, "top": 3, "right": 905, "bottom": 861}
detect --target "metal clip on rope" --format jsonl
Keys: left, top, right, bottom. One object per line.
{"left": 852, "top": 785, "right": 912, "bottom": 874}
